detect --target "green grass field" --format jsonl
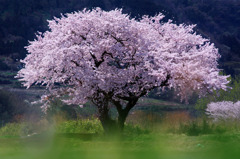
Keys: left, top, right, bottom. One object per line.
{"left": 0, "top": 91, "right": 239, "bottom": 159}
{"left": 1, "top": 132, "right": 240, "bottom": 159}
{"left": 0, "top": 119, "right": 240, "bottom": 159}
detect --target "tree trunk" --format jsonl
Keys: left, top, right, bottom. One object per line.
{"left": 98, "top": 107, "right": 117, "bottom": 133}
{"left": 113, "top": 97, "right": 139, "bottom": 132}
{"left": 117, "top": 110, "right": 128, "bottom": 131}
{"left": 95, "top": 97, "right": 118, "bottom": 134}
{"left": 95, "top": 96, "right": 138, "bottom": 134}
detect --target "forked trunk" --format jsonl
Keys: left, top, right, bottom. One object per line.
{"left": 99, "top": 108, "right": 129, "bottom": 133}
{"left": 98, "top": 97, "right": 138, "bottom": 133}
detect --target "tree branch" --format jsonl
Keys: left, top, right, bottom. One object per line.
{"left": 71, "top": 60, "right": 80, "bottom": 66}
{"left": 124, "top": 97, "right": 138, "bottom": 113}
{"left": 111, "top": 100, "right": 123, "bottom": 113}
{"left": 160, "top": 74, "right": 171, "bottom": 87}
{"left": 111, "top": 35, "right": 125, "bottom": 46}
{"left": 90, "top": 51, "right": 113, "bottom": 68}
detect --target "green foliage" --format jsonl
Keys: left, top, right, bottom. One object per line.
{"left": 123, "top": 124, "right": 150, "bottom": 136}
{"left": 178, "top": 119, "right": 226, "bottom": 136}
{"left": 0, "top": 122, "right": 34, "bottom": 137}
{"left": 55, "top": 119, "right": 104, "bottom": 134}
{"left": 195, "top": 77, "right": 240, "bottom": 110}
{"left": 2, "top": 117, "right": 240, "bottom": 159}
{"left": 2, "top": 121, "right": 240, "bottom": 159}
{"left": 55, "top": 119, "right": 149, "bottom": 137}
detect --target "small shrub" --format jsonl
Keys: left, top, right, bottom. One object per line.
{"left": 124, "top": 124, "right": 149, "bottom": 136}
{"left": 179, "top": 121, "right": 201, "bottom": 136}
{"left": 0, "top": 122, "right": 35, "bottom": 137}
{"left": 178, "top": 119, "right": 225, "bottom": 136}
{"left": 56, "top": 119, "right": 104, "bottom": 134}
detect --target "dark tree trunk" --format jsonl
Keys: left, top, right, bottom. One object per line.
{"left": 98, "top": 106, "right": 117, "bottom": 133}
{"left": 92, "top": 74, "right": 170, "bottom": 133}
{"left": 113, "top": 97, "right": 138, "bottom": 132}
{"left": 117, "top": 110, "right": 128, "bottom": 131}
{"left": 93, "top": 94, "right": 138, "bottom": 134}
{"left": 94, "top": 96, "right": 117, "bottom": 133}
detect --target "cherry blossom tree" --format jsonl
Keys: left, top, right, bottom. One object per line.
{"left": 206, "top": 101, "right": 240, "bottom": 121}
{"left": 16, "top": 8, "right": 229, "bottom": 133}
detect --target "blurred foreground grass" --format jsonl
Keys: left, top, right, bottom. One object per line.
{"left": 1, "top": 131, "right": 240, "bottom": 159}
{"left": 1, "top": 119, "right": 240, "bottom": 159}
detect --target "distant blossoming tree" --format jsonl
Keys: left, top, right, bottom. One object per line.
{"left": 17, "top": 8, "right": 229, "bottom": 132}
{"left": 206, "top": 101, "right": 240, "bottom": 121}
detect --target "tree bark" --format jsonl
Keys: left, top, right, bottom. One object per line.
{"left": 117, "top": 110, "right": 128, "bottom": 131}
{"left": 93, "top": 95, "right": 138, "bottom": 134}
{"left": 98, "top": 106, "right": 117, "bottom": 133}
{"left": 112, "top": 98, "right": 138, "bottom": 131}
{"left": 95, "top": 97, "right": 117, "bottom": 133}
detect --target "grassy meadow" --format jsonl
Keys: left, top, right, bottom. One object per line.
{"left": 1, "top": 87, "right": 240, "bottom": 159}
{"left": 1, "top": 112, "right": 240, "bottom": 159}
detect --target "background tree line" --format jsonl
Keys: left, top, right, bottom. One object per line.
{"left": 0, "top": 0, "right": 239, "bottom": 75}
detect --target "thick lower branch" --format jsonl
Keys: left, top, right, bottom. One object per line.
{"left": 112, "top": 98, "right": 138, "bottom": 130}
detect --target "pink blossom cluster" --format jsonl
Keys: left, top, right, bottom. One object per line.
{"left": 206, "top": 101, "right": 240, "bottom": 121}
{"left": 16, "top": 8, "right": 229, "bottom": 108}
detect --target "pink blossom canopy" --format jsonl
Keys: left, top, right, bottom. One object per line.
{"left": 17, "top": 8, "right": 229, "bottom": 107}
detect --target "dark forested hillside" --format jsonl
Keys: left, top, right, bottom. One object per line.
{"left": 155, "top": 0, "right": 240, "bottom": 75}
{"left": 0, "top": 0, "right": 240, "bottom": 75}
